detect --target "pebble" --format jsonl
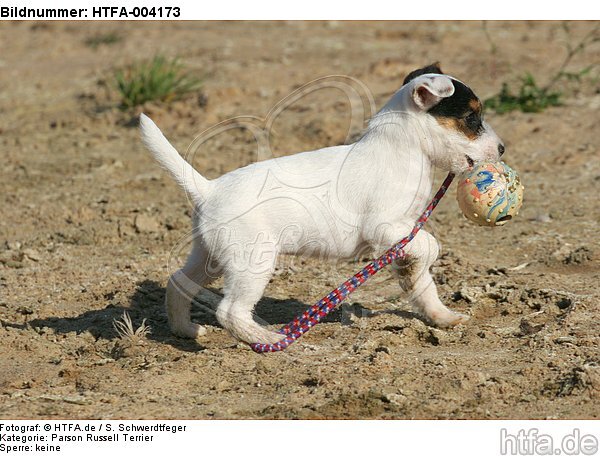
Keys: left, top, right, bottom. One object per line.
{"left": 16, "top": 306, "right": 34, "bottom": 315}
{"left": 382, "top": 393, "right": 407, "bottom": 405}
{"left": 134, "top": 214, "right": 159, "bottom": 233}
{"left": 23, "top": 248, "right": 41, "bottom": 262}
{"left": 457, "top": 286, "right": 479, "bottom": 303}
{"left": 554, "top": 336, "right": 577, "bottom": 345}
{"left": 6, "top": 241, "right": 21, "bottom": 251}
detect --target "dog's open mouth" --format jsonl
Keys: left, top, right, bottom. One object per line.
{"left": 465, "top": 155, "right": 475, "bottom": 168}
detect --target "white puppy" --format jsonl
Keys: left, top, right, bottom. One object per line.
{"left": 140, "top": 64, "right": 505, "bottom": 345}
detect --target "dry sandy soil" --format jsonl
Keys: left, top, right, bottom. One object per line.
{"left": 0, "top": 21, "right": 599, "bottom": 419}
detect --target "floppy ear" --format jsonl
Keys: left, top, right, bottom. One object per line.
{"left": 412, "top": 74, "right": 455, "bottom": 111}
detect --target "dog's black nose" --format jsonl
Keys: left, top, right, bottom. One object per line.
{"left": 498, "top": 144, "right": 505, "bottom": 156}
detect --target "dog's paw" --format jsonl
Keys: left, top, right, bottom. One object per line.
{"left": 250, "top": 327, "right": 285, "bottom": 345}
{"left": 172, "top": 323, "right": 207, "bottom": 339}
{"left": 429, "top": 310, "right": 470, "bottom": 328}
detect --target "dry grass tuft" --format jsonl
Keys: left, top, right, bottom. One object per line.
{"left": 113, "top": 311, "right": 151, "bottom": 343}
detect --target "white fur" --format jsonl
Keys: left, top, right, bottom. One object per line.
{"left": 140, "top": 74, "right": 503, "bottom": 344}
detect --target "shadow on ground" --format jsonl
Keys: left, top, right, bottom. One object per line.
{"left": 19, "top": 280, "right": 423, "bottom": 353}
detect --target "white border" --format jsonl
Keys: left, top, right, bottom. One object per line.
{"left": 1, "top": 420, "right": 599, "bottom": 455}
{"left": 2, "top": 0, "right": 599, "bottom": 19}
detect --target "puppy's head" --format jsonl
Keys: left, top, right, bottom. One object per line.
{"left": 404, "top": 63, "right": 504, "bottom": 173}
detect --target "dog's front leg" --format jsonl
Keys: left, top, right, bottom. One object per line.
{"left": 393, "top": 229, "right": 468, "bottom": 327}
{"left": 368, "top": 224, "right": 468, "bottom": 327}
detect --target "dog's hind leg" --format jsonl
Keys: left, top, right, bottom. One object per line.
{"left": 166, "top": 247, "right": 217, "bottom": 339}
{"left": 216, "top": 272, "right": 283, "bottom": 345}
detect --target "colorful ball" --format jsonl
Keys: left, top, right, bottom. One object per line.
{"left": 456, "top": 161, "right": 524, "bottom": 227}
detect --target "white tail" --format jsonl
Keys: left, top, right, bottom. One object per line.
{"left": 139, "top": 113, "right": 210, "bottom": 203}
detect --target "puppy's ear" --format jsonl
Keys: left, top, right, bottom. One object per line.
{"left": 403, "top": 62, "right": 443, "bottom": 85}
{"left": 412, "top": 75, "right": 455, "bottom": 111}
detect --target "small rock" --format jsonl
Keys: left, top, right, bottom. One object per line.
{"left": 375, "top": 346, "right": 391, "bottom": 355}
{"left": 197, "top": 93, "right": 208, "bottom": 107}
{"left": 548, "top": 244, "right": 593, "bottom": 265}
{"left": 382, "top": 393, "right": 407, "bottom": 405}
{"left": 554, "top": 336, "right": 577, "bottom": 345}
{"left": 6, "top": 241, "right": 22, "bottom": 251}
{"left": 134, "top": 214, "right": 160, "bottom": 234}
{"left": 455, "top": 286, "right": 479, "bottom": 303}
{"left": 23, "top": 248, "right": 41, "bottom": 262}
{"left": 565, "top": 247, "right": 593, "bottom": 265}
{"left": 427, "top": 328, "right": 449, "bottom": 345}
{"left": 556, "top": 297, "right": 573, "bottom": 310}
{"left": 16, "top": 306, "right": 34, "bottom": 315}
{"left": 550, "top": 244, "right": 573, "bottom": 262}
{"left": 519, "top": 319, "right": 544, "bottom": 336}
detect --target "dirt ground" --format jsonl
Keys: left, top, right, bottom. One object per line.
{"left": 0, "top": 21, "right": 599, "bottom": 420}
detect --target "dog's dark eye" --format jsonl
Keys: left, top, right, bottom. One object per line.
{"left": 465, "top": 112, "right": 482, "bottom": 132}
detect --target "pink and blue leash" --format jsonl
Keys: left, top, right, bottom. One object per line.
{"left": 250, "top": 172, "right": 455, "bottom": 353}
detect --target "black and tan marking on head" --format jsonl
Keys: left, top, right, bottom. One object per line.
{"left": 428, "top": 79, "right": 483, "bottom": 140}
{"left": 405, "top": 63, "right": 484, "bottom": 140}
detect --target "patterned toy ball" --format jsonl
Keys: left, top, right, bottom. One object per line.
{"left": 456, "top": 161, "right": 524, "bottom": 227}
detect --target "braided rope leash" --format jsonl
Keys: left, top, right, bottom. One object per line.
{"left": 250, "top": 172, "right": 455, "bottom": 353}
